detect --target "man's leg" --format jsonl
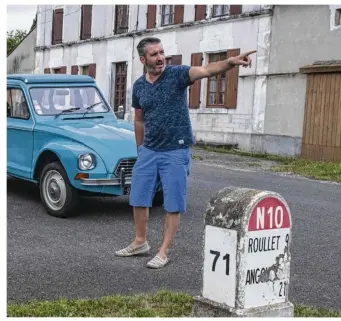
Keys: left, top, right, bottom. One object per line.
{"left": 132, "top": 206, "right": 149, "bottom": 246}
{"left": 146, "top": 147, "right": 191, "bottom": 268}
{"left": 158, "top": 212, "right": 180, "bottom": 258}
{"left": 115, "top": 146, "right": 158, "bottom": 257}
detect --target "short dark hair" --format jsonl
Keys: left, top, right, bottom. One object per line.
{"left": 136, "top": 37, "right": 161, "bottom": 57}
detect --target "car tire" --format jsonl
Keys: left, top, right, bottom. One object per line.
{"left": 39, "top": 161, "right": 79, "bottom": 218}
{"left": 152, "top": 189, "right": 164, "bottom": 207}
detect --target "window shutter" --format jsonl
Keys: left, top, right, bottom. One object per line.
{"left": 225, "top": 48, "right": 240, "bottom": 109}
{"left": 115, "top": 5, "right": 129, "bottom": 34}
{"left": 44, "top": 68, "right": 50, "bottom": 74}
{"left": 230, "top": 5, "right": 242, "bottom": 15}
{"left": 52, "top": 8, "right": 63, "bottom": 45}
{"left": 195, "top": 5, "right": 206, "bottom": 21}
{"left": 189, "top": 52, "right": 203, "bottom": 109}
{"left": 89, "top": 63, "right": 96, "bottom": 79}
{"left": 171, "top": 55, "right": 182, "bottom": 65}
{"left": 71, "top": 65, "right": 79, "bottom": 75}
{"left": 60, "top": 66, "right": 67, "bottom": 74}
{"left": 147, "top": 5, "right": 156, "bottom": 29}
{"left": 174, "top": 5, "right": 184, "bottom": 24}
{"left": 81, "top": 5, "right": 92, "bottom": 40}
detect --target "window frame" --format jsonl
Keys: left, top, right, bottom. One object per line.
{"left": 212, "top": 5, "right": 229, "bottom": 18}
{"left": 161, "top": 5, "right": 175, "bottom": 26}
{"left": 7, "top": 87, "right": 31, "bottom": 120}
{"left": 206, "top": 52, "right": 228, "bottom": 108}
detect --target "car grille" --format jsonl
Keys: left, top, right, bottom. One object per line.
{"left": 114, "top": 158, "right": 137, "bottom": 177}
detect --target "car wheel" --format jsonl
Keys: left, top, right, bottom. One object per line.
{"left": 152, "top": 189, "right": 164, "bottom": 207}
{"left": 39, "top": 161, "right": 79, "bottom": 218}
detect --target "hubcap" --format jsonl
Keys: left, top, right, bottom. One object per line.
{"left": 42, "top": 170, "right": 66, "bottom": 211}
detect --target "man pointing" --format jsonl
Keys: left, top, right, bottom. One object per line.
{"left": 115, "top": 36, "right": 256, "bottom": 269}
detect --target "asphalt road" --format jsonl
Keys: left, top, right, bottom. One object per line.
{"left": 7, "top": 152, "right": 341, "bottom": 310}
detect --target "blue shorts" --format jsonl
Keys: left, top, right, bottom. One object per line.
{"left": 129, "top": 145, "right": 191, "bottom": 213}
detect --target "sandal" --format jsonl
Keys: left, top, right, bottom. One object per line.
{"left": 146, "top": 255, "right": 169, "bottom": 269}
{"left": 115, "top": 241, "right": 150, "bottom": 257}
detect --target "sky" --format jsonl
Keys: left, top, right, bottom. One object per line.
{"left": 7, "top": 5, "right": 37, "bottom": 33}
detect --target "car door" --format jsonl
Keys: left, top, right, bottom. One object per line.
{"left": 7, "top": 85, "right": 35, "bottom": 180}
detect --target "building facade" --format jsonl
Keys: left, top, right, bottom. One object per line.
{"left": 7, "top": 28, "right": 37, "bottom": 74}
{"left": 34, "top": 5, "right": 341, "bottom": 157}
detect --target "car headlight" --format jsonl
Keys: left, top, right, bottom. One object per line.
{"left": 78, "top": 153, "right": 96, "bottom": 170}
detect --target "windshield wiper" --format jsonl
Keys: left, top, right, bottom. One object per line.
{"left": 54, "top": 107, "right": 81, "bottom": 118}
{"left": 81, "top": 102, "right": 102, "bottom": 118}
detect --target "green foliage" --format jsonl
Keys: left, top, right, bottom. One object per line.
{"left": 7, "top": 29, "right": 27, "bottom": 55}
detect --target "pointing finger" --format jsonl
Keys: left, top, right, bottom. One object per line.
{"left": 243, "top": 50, "right": 257, "bottom": 56}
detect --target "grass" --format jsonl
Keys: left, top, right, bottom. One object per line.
{"left": 193, "top": 145, "right": 341, "bottom": 183}
{"left": 7, "top": 290, "right": 341, "bottom": 317}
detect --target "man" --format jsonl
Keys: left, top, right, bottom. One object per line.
{"left": 115, "top": 37, "right": 256, "bottom": 269}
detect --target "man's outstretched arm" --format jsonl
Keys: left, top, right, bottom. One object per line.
{"left": 188, "top": 50, "right": 257, "bottom": 83}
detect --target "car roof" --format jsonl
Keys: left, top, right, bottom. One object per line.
{"left": 7, "top": 74, "right": 95, "bottom": 84}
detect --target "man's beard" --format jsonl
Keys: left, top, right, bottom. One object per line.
{"left": 146, "top": 60, "right": 164, "bottom": 74}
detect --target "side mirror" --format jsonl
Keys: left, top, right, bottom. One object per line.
{"left": 115, "top": 105, "right": 125, "bottom": 119}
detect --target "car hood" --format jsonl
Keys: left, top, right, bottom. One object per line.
{"left": 37, "top": 118, "right": 137, "bottom": 172}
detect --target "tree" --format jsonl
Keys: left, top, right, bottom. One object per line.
{"left": 7, "top": 29, "right": 27, "bottom": 56}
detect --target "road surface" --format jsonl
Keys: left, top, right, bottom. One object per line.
{"left": 7, "top": 150, "right": 341, "bottom": 310}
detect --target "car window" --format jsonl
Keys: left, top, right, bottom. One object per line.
{"left": 7, "top": 88, "right": 30, "bottom": 120}
{"left": 29, "top": 87, "right": 109, "bottom": 116}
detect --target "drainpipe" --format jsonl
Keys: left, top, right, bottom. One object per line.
{"left": 127, "top": 4, "right": 139, "bottom": 122}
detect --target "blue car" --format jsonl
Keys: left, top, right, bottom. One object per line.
{"left": 7, "top": 74, "right": 163, "bottom": 218}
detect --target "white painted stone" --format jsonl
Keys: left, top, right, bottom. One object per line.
{"left": 243, "top": 228, "right": 291, "bottom": 308}
{"left": 193, "top": 187, "right": 293, "bottom": 317}
{"left": 203, "top": 225, "right": 237, "bottom": 307}
{"left": 63, "top": 5, "right": 81, "bottom": 43}
{"left": 252, "top": 76, "right": 267, "bottom": 133}
{"left": 184, "top": 5, "right": 195, "bottom": 23}
{"left": 49, "top": 47, "right": 64, "bottom": 68}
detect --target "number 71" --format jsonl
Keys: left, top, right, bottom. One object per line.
{"left": 210, "top": 250, "right": 230, "bottom": 275}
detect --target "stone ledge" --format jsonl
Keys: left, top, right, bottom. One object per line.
{"left": 191, "top": 296, "right": 294, "bottom": 317}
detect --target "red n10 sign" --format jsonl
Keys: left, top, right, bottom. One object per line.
{"left": 248, "top": 197, "right": 291, "bottom": 231}
{"left": 243, "top": 194, "right": 292, "bottom": 309}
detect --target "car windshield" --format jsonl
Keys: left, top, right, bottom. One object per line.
{"left": 29, "top": 86, "right": 109, "bottom": 116}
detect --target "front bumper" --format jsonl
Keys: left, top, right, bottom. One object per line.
{"left": 79, "top": 168, "right": 131, "bottom": 188}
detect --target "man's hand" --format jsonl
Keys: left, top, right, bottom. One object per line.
{"left": 189, "top": 50, "right": 257, "bottom": 83}
{"left": 228, "top": 50, "right": 257, "bottom": 68}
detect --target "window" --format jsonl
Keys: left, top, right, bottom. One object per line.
{"left": 114, "top": 62, "right": 127, "bottom": 112}
{"left": 114, "top": 5, "right": 129, "bottom": 34}
{"left": 161, "top": 5, "right": 174, "bottom": 26}
{"left": 29, "top": 87, "right": 109, "bottom": 116}
{"left": 81, "top": 65, "right": 89, "bottom": 75}
{"left": 207, "top": 52, "right": 227, "bottom": 106}
{"left": 165, "top": 55, "right": 182, "bottom": 65}
{"left": 7, "top": 88, "right": 30, "bottom": 119}
{"left": 52, "top": 8, "right": 63, "bottom": 45}
{"left": 335, "top": 9, "right": 341, "bottom": 27}
{"left": 206, "top": 49, "right": 240, "bottom": 109}
{"left": 53, "top": 67, "right": 66, "bottom": 74}
{"left": 80, "top": 5, "right": 92, "bottom": 40}
{"left": 212, "top": 5, "right": 229, "bottom": 17}
{"left": 80, "top": 64, "right": 96, "bottom": 79}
